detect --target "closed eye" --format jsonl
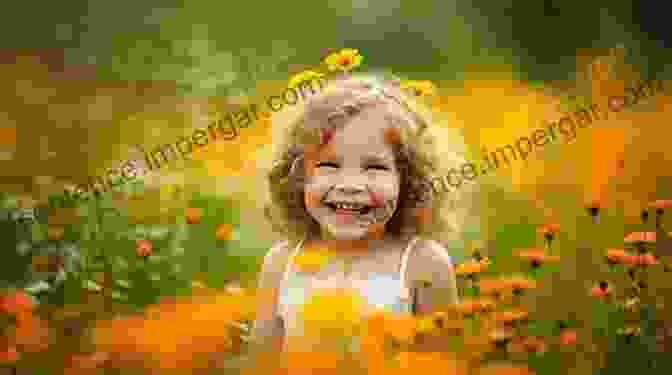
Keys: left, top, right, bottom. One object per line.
{"left": 366, "top": 164, "right": 390, "bottom": 171}
{"left": 316, "top": 162, "right": 339, "bottom": 168}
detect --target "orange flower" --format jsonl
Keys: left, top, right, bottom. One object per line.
{"left": 516, "top": 249, "right": 560, "bottom": 267}
{"left": 382, "top": 312, "right": 417, "bottom": 344}
{"left": 629, "top": 253, "right": 658, "bottom": 266}
{"left": 13, "top": 314, "right": 50, "bottom": 353}
{"left": 651, "top": 200, "right": 672, "bottom": 210}
{"left": 507, "top": 335, "right": 547, "bottom": 354}
{"left": 0, "top": 290, "right": 34, "bottom": 315}
{"left": 185, "top": 207, "right": 202, "bottom": 225}
{"left": 0, "top": 345, "right": 19, "bottom": 364}
{"left": 624, "top": 231, "right": 656, "bottom": 244}
{"left": 456, "top": 260, "right": 488, "bottom": 277}
{"left": 135, "top": 239, "right": 152, "bottom": 258}
{"left": 455, "top": 298, "right": 496, "bottom": 315}
{"left": 478, "top": 278, "right": 511, "bottom": 295}
{"left": 590, "top": 281, "right": 612, "bottom": 297}
{"left": 539, "top": 223, "right": 561, "bottom": 235}
{"left": 504, "top": 276, "right": 538, "bottom": 294}
{"left": 539, "top": 223, "right": 561, "bottom": 246}
{"left": 215, "top": 224, "right": 234, "bottom": 241}
{"left": 394, "top": 351, "right": 467, "bottom": 374}
{"left": 606, "top": 248, "right": 629, "bottom": 264}
{"left": 364, "top": 310, "right": 388, "bottom": 334}
{"left": 362, "top": 311, "right": 387, "bottom": 360}
{"left": 479, "top": 366, "right": 536, "bottom": 375}
{"left": 493, "top": 310, "right": 529, "bottom": 325}
{"left": 488, "top": 325, "right": 516, "bottom": 344}
{"left": 559, "top": 329, "right": 578, "bottom": 345}
{"left": 282, "top": 350, "right": 341, "bottom": 375}
{"left": 455, "top": 299, "right": 482, "bottom": 315}
{"left": 66, "top": 351, "right": 110, "bottom": 373}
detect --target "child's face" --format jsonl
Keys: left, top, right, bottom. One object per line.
{"left": 303, "top": 107, "right": 401, "bottom": 240}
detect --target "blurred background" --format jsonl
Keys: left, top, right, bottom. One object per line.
{"left": 0, "top": 0, "right": 671, "bottom": 374}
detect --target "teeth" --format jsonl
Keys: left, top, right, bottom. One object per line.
{"left": 334, "top": 203, "right": 365, "bottom": 210}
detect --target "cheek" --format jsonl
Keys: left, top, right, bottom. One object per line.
{"left": 368, "top": 178, "right": 400, "bottom": 205}
{"left": 367, "top": 189, "right": 385, "bottom": 208}
{"left": 304, "top": 175, "right": 332, "bottom": 209}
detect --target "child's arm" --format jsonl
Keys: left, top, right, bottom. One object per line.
{"left": 406, "top": 239, "right": 459, "bottom": 314}
{"left": 405, "top": 239, "right": 460, "bottom": 352}
{"left": 250, "top": 240, "right": 292, "bottom": 355}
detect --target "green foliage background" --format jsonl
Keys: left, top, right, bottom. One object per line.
{"left": 0, "top": 1, "right": 670, "bottom": 374}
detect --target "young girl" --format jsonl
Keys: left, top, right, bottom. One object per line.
{"left": 252, "top": 73, "right": 465, "bottom": 354}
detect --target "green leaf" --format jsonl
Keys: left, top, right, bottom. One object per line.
{"left": 608, "top": 263, "right": 625, "bottom": 274}
{"left": 523, "top": 319, "right": 555, "bottom": 337}
{"left": 461, "top": 285, "right": 480, "bottom": 297}
{"left": 30, "top": 223, "right": 44, "bottom": 242}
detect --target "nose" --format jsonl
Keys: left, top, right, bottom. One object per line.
{"left": 334, "top": 183, "right": 366, "bottom": 195}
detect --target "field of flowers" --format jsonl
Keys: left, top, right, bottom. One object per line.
{"left": 0, "top": 181, "right": 265, "bottom": 375}
{"left": 0, "top": 46, "right": 670, "bottom": 375}
{"left": 0, "top": 171, "right": 671, "bottom": 375}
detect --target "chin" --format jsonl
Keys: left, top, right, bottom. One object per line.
{"left": 324, "top": 224, "right": 369, "bottom": 241}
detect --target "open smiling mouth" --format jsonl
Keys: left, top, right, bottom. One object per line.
{"left": 325, "top": 202, "right": 373, "bottom": 216}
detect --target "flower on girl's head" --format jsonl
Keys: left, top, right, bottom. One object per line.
{"left": 323, "top": 48, "right": 363, "bottom": 72}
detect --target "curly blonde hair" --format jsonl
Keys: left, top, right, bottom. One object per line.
{"left": 265, "top": 72, "right": 467, "bottom": 243}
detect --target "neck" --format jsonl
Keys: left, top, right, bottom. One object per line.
{"left": 311, "top": 227, "right": 394, "bottom": 255}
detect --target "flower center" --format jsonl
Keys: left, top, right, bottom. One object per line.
{"left": 338, "top": 56, "right": 352, "bottom": 66}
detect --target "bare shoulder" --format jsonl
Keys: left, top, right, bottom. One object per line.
{"left": 413, "top": 239, "right": 455, "bottom": 269}
{"left": 406, "top": 238, "right": 456, "bottom": 285}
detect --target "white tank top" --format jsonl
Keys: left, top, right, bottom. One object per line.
{"left": 277, "top": 236, "right": 420, "bottom": 351}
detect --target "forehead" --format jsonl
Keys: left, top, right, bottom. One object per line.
{"left": 321, "top": 107, "right": 400, "bottom": 158}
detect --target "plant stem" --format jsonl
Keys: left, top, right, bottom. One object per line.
{"left": 94, "top": 195, "right": 112, "bottom": 316}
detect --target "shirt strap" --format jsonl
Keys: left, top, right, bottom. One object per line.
{"left": 281, "top": 237, "right": 306, "bottom": 285}
{"left": 399, "top": 236, "right": 420, "bottom": 300}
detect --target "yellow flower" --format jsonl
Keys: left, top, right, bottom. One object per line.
{"left": 323, "top": 48, "right": 363, "bottom": 72}
{"left": 288, "top": 70, "right": 325, "bottom": 90}
{"left": 400, "top": 80, "right": 435, "bottom": 96}
{"left": 293, "top": 246, "right": 334, "bottom": 273}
